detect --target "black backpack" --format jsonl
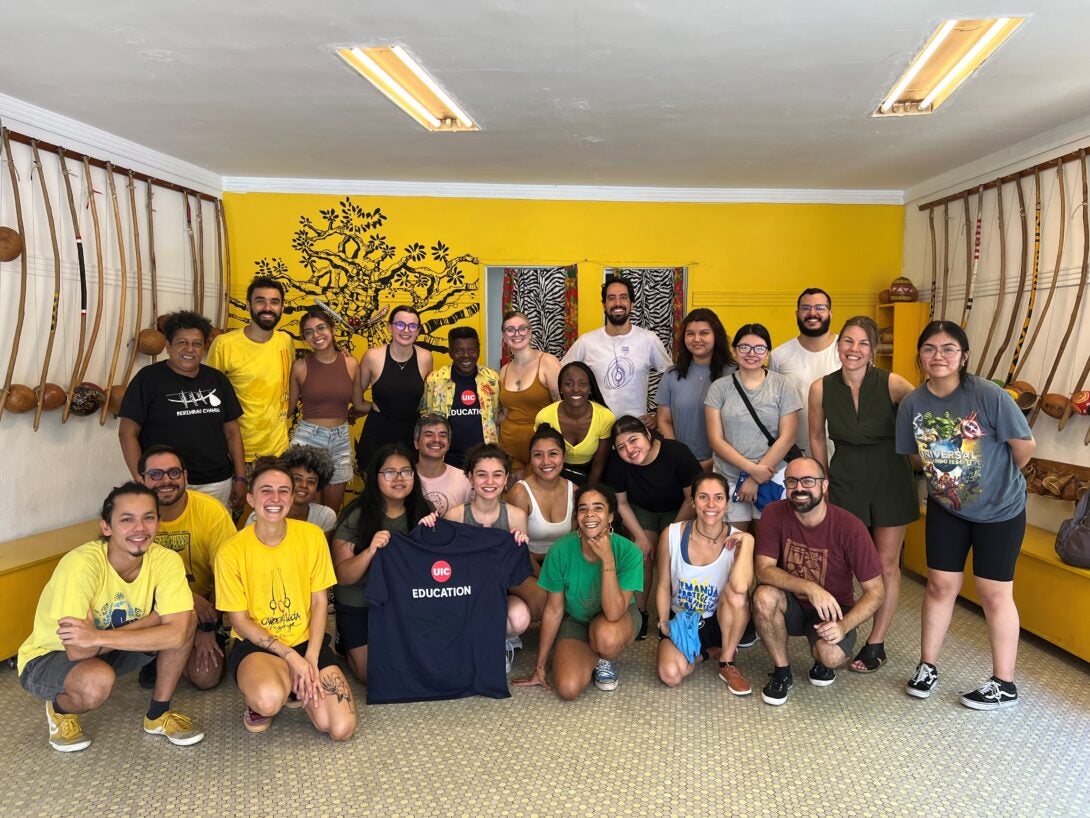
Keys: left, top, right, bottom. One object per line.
{"left": 1055, "top": 488, "right": 1090, "bottom": 569}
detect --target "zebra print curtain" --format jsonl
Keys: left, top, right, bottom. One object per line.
{"left": 605, "top": 266, "right": 687, "bottom": 408}
{"left": 501, "top": 265, "right": 579, "bottom": 364}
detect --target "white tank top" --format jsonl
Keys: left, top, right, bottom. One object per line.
{"left": 518, "top": 479, "right": 574, "bottom": 555}
{"left": 668, "top": 520, "right": 738, "bottom": 618}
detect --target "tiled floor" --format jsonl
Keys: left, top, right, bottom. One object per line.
{"left": 2, "top": 574, "right": 1088, "bottom": 818}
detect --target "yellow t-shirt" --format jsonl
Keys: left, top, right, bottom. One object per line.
{"left": 214, "top": 519, "right": 337, "bottom": 648}
{"left": 17, "top": 541, "right": 193, "bottom": 674}
{"left": 155, "top": 490, "right": 238, "bottom": 598}
{"left": 535, "top": 401, "right": 616, "bottom": 465}
{"left": 206, "top": 328, "right": 294, "bottom": 460}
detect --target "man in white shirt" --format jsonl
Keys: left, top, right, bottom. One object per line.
{"left": 561, "top": 276, "right": 671, "bottom": 427}
{"left": 769, "top": 288, "right": 840, "bottom": 456}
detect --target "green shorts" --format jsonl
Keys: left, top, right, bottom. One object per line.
{"left": 630, "top": 504, "right": 678, "bottom": 536}
{"left": 556, "top": 604, "right": 642, "bottom": 642}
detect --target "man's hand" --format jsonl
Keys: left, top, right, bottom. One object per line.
{"left": 228, "top": 480, "right": 246, "bottom": 511}
{"left": 805, "top": 587, "right": 843, "bottom": 623}
{"left": 813, "top": 619, "right": 846, "bottom": 644}
{"left": 192, "top": 594, "right": 219, "bottom": 624}
{"left": 193, "top": 630, "right": 224, "bottom": 672}
{"left": 57, "top": 609, "right": 100, "bottom": 650}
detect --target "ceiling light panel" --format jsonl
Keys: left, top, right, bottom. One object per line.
{"left": 336, "top": 45, "right": 479, "bottom": 132}
{"left": 875, "top": 18, "right": 1025, "bottom": 117}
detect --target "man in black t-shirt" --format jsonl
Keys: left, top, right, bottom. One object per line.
{"left": 119, "top": 311, "right": 247, "bottom": 510}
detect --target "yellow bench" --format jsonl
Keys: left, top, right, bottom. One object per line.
{"left": 0, "top": 520, "right": 99, "bottom": 662}
{"left": 904, "top": 511, "right": 1090, "bottom": 663}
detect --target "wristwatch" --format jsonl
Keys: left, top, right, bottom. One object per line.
{"left": 196, "top": 622, "right": 217, "bottom": 633}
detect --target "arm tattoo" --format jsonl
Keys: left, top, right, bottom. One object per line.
{"left": 321, "top": 675, "right": 353, "bottom": 705}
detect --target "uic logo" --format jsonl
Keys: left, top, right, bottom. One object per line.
{"left": 431, "top": 560, "right": 452, "bottom": 583}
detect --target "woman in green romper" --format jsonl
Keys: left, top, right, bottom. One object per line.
{"left": 808, "top": 315, "right": 919, "bottom": 672}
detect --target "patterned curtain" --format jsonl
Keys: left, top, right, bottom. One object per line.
{"left": 501, "top": 265, "right": 578, "bottom": 365}
{"left": 605, "top": 267, "right": 687, "bottom": 408}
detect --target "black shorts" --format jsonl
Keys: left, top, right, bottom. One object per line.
{"left": 925, "top": 496, "right": 1026, "bottom": 582}
{"left": 227, "top": 637, "right": 340, "bottom": 682}
{"left": 335, "top": 605, "right": 369, "bottom": 650}
{"left": 784, "top": 592, "right": 858, "bottom": 657}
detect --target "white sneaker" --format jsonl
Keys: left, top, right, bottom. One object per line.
{"left": 593, "top": 658, "right": 619, "bottom": 691}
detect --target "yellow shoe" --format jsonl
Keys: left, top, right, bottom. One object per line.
{"left": 143, "top": 710, "right": 205, "bottom": 746}
{"left": 46, "top": 701, "right": 91, "bottom": 752}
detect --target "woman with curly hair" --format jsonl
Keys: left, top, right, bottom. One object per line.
{"left": 246, "top": 444, "right": 338, "bottom": 536}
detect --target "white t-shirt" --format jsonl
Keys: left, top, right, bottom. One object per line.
{"left": 247, "top": 503, "right": 337, "bottom": 534}
{"left": 768, "top": 335, "right": 840, "bottom": 455}
{"left": 562, "top": 325, "right": 672, "bottom": 419}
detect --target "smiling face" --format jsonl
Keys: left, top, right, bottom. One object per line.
{"left": 529, "top": 436, "right": 565, "bottom": 481}
{"left": 470, "top": 457, "right": 508, "bottom": 502}
{"left": 691, "top": 477, "right": 728, "bottom": 527}
{"left": 165, "top": 328, "right": 206, "bottom": 377}
{"left": 248, "top": 287, "right": 283, "bottom": 331}
{"left": 919, "top": 330, "right": 968, "bottom": 381}
{"left": 101, "top": 493, "right": 159, "bottom": 559}
{"left": 377, "top": 453, "right": 415, "bottom": 505}
{"left": 289, "top": 465, "right": 320, "bottom": 507}
{"left": 559, "top": 365, "right": 591, "bottom": 409}
{"left": 614, "top": 430, "right": 654, "bottom": 466}
{"left": 603, "top": 281, "right": 632, "bottom": 327}
{"left": 683, "top": 320, "right": 715, "bottom": 362}
{"left": 450, "top": 338, "right": 480, "bottom": 378}
{"left": 140, "top": 452, "right": 187, "bottom": 509}
{"left": 837, "top": 325, "right": 873, "bottom": 371}
{"left": 416, "top": 422, "right": 451, "bottom": 462}
{"left": 389, "top": 309, "right": 422, "bottom": 347}
{"left": 785, "top": 459, "right": 827, "bottom": 515}
{"left": 796, "top": 292, "right": 832, "bottom": 337}
{"left": 248, "top": 469, "right": 294, "bottom": 524}
{"left": 734, "top": 333, "right": 769, "bottom": 371}
{"left": 301, "top": 315, "right": 334, "bottom": 353}
{"left": 502, "top": 314, "right": 532, "bottom": 352}
{"left": 576, "top": 490, "right": 613, "bottom": 539}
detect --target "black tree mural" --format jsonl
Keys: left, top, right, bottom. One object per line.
{"left": 232, "top": 197, "right": 481, "bottom": 353}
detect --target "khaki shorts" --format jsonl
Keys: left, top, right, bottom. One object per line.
{"left": 556, "top": 604, "right": 642, "bottom": 642}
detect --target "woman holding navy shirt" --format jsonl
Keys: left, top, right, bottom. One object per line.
{"left": 896, "top": 321, "right": 1035, "bottom": 711}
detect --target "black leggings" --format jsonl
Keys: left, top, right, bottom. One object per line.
{"left": 924, "top": 496, "right": 1025, "bottom": 582}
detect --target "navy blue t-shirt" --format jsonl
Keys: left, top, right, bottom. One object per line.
{"left": 445, "top": 370, "right": 483, "bottom": 468}
{"left": 365, "top": 519, "right": 532, "bottom": 703}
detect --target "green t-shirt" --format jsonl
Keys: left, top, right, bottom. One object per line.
{"left": 332, "top": 509, "right": 408, "bottom": 608}
{"left": 537, "top": 532, "right": 643, "bottom": 624}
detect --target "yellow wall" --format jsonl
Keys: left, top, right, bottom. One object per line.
{"left": 223, "top": 192, "right": 904, "bottom": 360}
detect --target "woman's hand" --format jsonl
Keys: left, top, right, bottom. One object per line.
{"left": 509, "top": 527, "right": 529, "bottom": 546}
{"left": 419, "top": 511, "right": 439, "bottom": 528}
{"left": 737, "top": 476, "right": 758, "bottom": 503}
{"left": 512, "top": 664, "right": 550, "bottom": 690}
{"left": 749, "top": 462, "right": 774, "bottom": 484}
{"left": 369, "top": 530, "right": 391, "bottom": 553}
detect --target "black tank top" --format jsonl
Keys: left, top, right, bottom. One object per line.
{"left": 372, "top": 345, "right": 424, "bottom": 421}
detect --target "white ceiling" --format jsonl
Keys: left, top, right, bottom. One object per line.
{"left": 3, "top": 0, "right": 1089, "bottom": 192}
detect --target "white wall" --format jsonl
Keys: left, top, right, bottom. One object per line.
{"left": 902, "top": 115, "right": 1090, "bottom": 532}
{"left": 0, "top": 95, "right": 223, "bottom": 539}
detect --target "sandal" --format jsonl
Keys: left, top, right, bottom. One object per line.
{"left": 850, "top": 642, "right": 887, "bottom": 673}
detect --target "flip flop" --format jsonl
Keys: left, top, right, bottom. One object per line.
{"left": 850, "top": 642, "right": 887, "bottom": 673}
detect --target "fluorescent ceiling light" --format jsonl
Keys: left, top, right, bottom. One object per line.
{"left": 336, "top": 45, "right": 479, "bottom": 132}
{"left": 875, "top": 18, "right": 1025, "bottom": 117}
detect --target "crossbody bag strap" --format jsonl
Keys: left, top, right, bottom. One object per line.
{"left": 732, "top": 373, "right": 776, "bottom": 446}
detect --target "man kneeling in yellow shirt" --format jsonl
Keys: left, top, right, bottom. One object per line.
{"left": 17, "top": 483, "right": 203, "bottom": 752}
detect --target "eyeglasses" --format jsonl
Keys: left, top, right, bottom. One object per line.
{"left": 143, "top": 467, "right": 183, "bottom": 481}
{"left": 378, "top": 467, "right": 415, "bottom": 481}
{"left": 735, "top": 343, "right": 769, "bottom": 355}
{"left": 392, "top": 320, "right": 420, "bottom": 332}
{"left": 798, "top": 305, "right": 830, "bottom": 315}
{"left": 301, "top": 324, "right": 330, "bottom": 339}
{"left": 503, "top": 325, "right": 531, "bottom": 337}
{"left": 920, "top": 345, "right": 963, "bottom": 358}
{"left": 784, "top": 476, "right": 822, "bottom": 488}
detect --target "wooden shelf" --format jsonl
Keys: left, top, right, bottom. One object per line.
{"left": 875, "top": 302, "right": 930, "bottom": 385}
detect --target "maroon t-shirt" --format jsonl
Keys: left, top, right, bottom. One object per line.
{"left": 755, "top": 501, "right": 881, "bottom": 610}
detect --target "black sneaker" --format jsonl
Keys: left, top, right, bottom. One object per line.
{"left": 635, "top": 610, "right": 649, "bottom": 641}
{"left": 960, "top": 677, "right": 1018, "bottom": 710}
{"left": 737, "top": 621, "right": 760, "bottom": 648}
{"left": 138, "top": 659, "right": 158, "bottom": 690}
{"left": 906, "top": 661, "right": 938, "bottom": 699}
{"left": 761, "top": 673, "right": 793, "bottom": 706}
{"left": 808, "top": 661, "right": 836, "bottom": 687}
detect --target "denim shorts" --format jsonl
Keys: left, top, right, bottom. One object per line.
{"left": 292, "top": 421, "right": 354, "bottom": 485}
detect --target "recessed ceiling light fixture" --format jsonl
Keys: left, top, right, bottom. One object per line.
{"left": 875, "top": 17, "right": 1025, "bottom": 117}
{"left": 335, "top": 45, "right": 479, "bottom": 132}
